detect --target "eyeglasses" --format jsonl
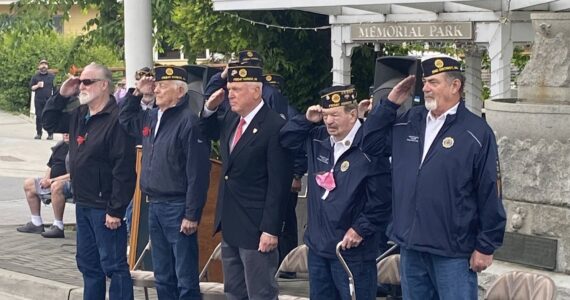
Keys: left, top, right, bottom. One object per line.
{"left": 79, "top": 79, "right": 103, "bottom": 86}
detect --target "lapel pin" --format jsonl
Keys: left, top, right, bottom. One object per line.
{"left": 253, "top": 128, "right": 258, "bottom": 134}
{"left": 340, "top": 160, "right": 350, "bottom": 172}
{"left": 442, "top": 137, "right": 454, "bottom": 149}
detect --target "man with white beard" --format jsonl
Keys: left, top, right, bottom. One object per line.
{"left": 361, "top": 55, "right": 506, "bottom": 300}
{"left": 42, "top": 63, "right": 136, "bottom": 300}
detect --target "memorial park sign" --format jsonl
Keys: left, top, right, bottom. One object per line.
{"left": 351, "top": 22, "right": 473, "bottom": 41}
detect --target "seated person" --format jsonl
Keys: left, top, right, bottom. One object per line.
{"left": 17, "top": 134, "right": 72, "bottom": 238}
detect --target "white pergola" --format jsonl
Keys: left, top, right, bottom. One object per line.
{"left": 211, "top": 0, "right": 570, "bottom": 114}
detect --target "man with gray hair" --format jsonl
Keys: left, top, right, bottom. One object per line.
{"left": 362, "top": 55, "right": 505, "bottom": 300}
{"left": 201, "top": 65, "right": 293, "bottom": 300}
{"left": 42, "top": 62, "right": 137, "bottom": 300}
{"left": 120, "top": 66, "right": 211, "bottom": 300}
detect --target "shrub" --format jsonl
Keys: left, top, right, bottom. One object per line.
{"left": 0, "top": 32, "right": 123, "bottom": 113}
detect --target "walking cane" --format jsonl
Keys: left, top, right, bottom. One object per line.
{"left": 336, "top": 241, "right": 357, "bottom": 300}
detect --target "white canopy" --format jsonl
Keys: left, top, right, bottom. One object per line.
{"left": 212, "top": 0, "right": 567, "bottom": 114}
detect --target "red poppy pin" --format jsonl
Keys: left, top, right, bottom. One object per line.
{"left": 142, "top": 126, "right": 151, "bottom": 137}
{"left": 76, "top": 135, "right": 85, "bottom": 145}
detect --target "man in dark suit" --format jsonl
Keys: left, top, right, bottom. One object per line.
{"left": 200, "top": 65, "right": 293, "bottom": 300}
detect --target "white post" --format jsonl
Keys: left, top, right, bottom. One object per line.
{"left": 124, "top": 0, "right": 153, "bottom": 88}
{"left": 464, "top": 46, "right": 483, "bottom": 116}
{"left": 488, "top": 22, "right": 513, "bottom": 99}
{"left": 331, "top": 24, "right": 351, "bottom": 85}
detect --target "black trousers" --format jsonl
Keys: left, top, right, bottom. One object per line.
{"left": 34, "top": 97, "right": 51, "bottom": 136}
{"left": 278, "top": 192, "right": 299, "bottom": 263}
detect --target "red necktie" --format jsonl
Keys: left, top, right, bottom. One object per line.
{"left": 231, "top": 118, "right": 246, "bottom": 151}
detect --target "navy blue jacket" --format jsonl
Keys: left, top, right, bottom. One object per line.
{"left": 280, "top": 115, "right": 392, "bottom": 261}
{"left": 120, "top": 93, "right": 211, "bottom": 222}
{"left": 362, "top": 99, "right": 506, "bottom": 258}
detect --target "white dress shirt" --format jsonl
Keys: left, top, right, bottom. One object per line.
{"left": 322, "top": 120, "right": 362, "bottom": 200}
{"left": 422, "top": 103, "right": 459, "bottom": 164}
{"left": 230, "top": 100, "right": 264, "bottom": 147}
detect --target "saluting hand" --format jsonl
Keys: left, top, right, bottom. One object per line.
{"left": 105, "top": 214, "right": 122, "bottom": 230}
{"left": 60, "top": 76, "right": 80, "bottom": 97}
{"left": 387, "top": 75, "right": 416, "bottom": 105}
{"left": 340, "top": 228, "right": 363, "bottom": 250}
{"left": 357, "top": 99, "right": 373, "bottom": 118}
{"left": 180, "top": 218, "right": 198, "bottom": 236}
{"left": 136, "top": 76, "right": 155, "bottom": 96}
{"left": 205, "top": 88, "right": 225, "bottom": 111}
{"left": 306, "top": 105, "right": 323, "bottom": 123}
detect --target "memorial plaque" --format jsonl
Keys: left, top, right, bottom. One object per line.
{"left": 351, "top": 22, "right": 472, "bottom": 41}
{"left": 494, "top": 232, "right": 557, "bottom": 270}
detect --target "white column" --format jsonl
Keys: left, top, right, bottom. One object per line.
{"left": 488, "top": 22, "right": 513, "bottom": 99}
{"left": 464, "top": 46, "right": 483, "bottom": 116}
{"left": 331, "top": 24, "right": 351, "bottom": 85}
{"left": 124, "top": 0, "right": 153, "bottom": 88}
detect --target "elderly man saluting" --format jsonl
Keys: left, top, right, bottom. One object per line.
{"left": 362, "top": 55, "right": 506, "bottom": 300}
{"left": 200, "top": 65, "right": 293, "bottom": 300}
{"left": 280, "top": 85, "right": 392, "bottom": 300}
{"left": 120, "top": 66, "right": 211, "bottom": 300}
{"left": 42, "top": 63, "right": 137, "bottom": 300}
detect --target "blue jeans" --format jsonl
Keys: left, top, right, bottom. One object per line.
{"left": 308, "top": 248, "right": 376, "bottom": 300}
{"left": 75, "top": 204, "right": 133, "bottom": 300}
{"left": 149, "top": 200, "right": 200, "bottom": 300}
{"left": 400, "top": 248, "right": 477, "bottom": 300}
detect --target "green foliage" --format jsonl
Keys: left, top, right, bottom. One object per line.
{"left": 0, "top": 32, "right": 122, "bottom": 112}
{"left": 172, "top": 1, "right": 332, "bottom": 110}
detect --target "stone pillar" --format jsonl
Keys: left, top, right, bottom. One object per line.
{"left": 488, "top": 22, "right": 513, "bottom": 99}
{"left": 331, "top": 24, "right": 351, "bottom": 85}
{"left": 464, "top": 46, "right": 483, "bottom": 116}
{"left": 124, "top": 0, "right": 153, "bottom": 88}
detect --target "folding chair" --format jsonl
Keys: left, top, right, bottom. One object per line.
{"left": 276, "top": 244, "right": 310, "bottom": 300}
{"left": 199, "top": 243, "right": 225, "bottom": 300}
{"left": 485, "top": 271, "right": 556, "bottom": 300}
{"left": 130, "top": 241, "right": 155, "bottom": 300}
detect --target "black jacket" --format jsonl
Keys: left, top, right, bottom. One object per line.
{"left": 42, "top": 92, "right": 137, "bottom": 218}
{"left": 47, "top": 141, "right": 69, "bottom": 179}
{"left": 200, "top": 103, "right": 294, "bottom": 249}
{"left": 119, "top": 92, "right": 211, "bottom": 221}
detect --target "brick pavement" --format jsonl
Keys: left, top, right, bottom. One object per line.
{"left": 0, "top": 225, "right": 157, "bottom": 299}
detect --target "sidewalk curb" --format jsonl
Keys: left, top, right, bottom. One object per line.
{"left": 0, "top": 268, "right": 82, "bottom": 300}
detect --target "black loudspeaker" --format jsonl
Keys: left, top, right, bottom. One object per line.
{"left": 183, "top": 65, "right": 224, "bottom": 116}
{"left": 372, "top": 56, "right": 424, "bottom": 112}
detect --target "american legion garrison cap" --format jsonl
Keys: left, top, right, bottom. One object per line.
{"left": 263, "top": 74, "right": 285, "bottom": 90}
{"left": 319, "top": 85, "right": 357, "bottom": 109}
{"left": 421, "top": 55, "right": 461, "bottom": 78}
{"left": 228, "top": 66, "right": 263, "bottom": 83}
{"left": 238, "top": 50, "right": 263, "bottom": 66}
{"left": 154, "top": 66, "right": 188, "bottom": 82}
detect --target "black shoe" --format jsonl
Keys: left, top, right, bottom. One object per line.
{"left": 41, "top": 225, "right": 65, "bottom": 238}
{"left": 278, "top": 271, "right": 297, "bottom": 279}
{"left": 16, "top": 222, "right": 44, "bottom": 234}
{"left": 34, "top": 135, "right": 41, "bottom": 140}
{"left": 46, "top": 134, "right": 53, "bottom": 140}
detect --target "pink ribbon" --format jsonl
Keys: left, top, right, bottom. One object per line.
{"left": 316, "top": 171, "right": 336, "bottom": 192}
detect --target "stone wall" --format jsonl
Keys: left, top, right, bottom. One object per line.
{"left": 498, "top": 136, "right": 570, "bottom": 273}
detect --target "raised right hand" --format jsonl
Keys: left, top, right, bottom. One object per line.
{"left": 305, "top": 105, "right": 323, "bottom": 123}
{"left": 205, "top": 88, "right": 225, "bottom": 110}
{"left": 387, "top": 75, "right": 416, "bottom": 105}
{"left": 59, "top": 76, "right": 80, "bottom": 97}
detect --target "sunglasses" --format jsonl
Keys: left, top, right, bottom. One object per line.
{"left": 135, "top": 71, "right": 154, "bottom": 80}
{"left": 79, "top": 79, "right": 103, "bottom": 86}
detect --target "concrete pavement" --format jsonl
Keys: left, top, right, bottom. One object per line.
{"left": 0, "top": 111, "right": 155, "bottom": 299}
